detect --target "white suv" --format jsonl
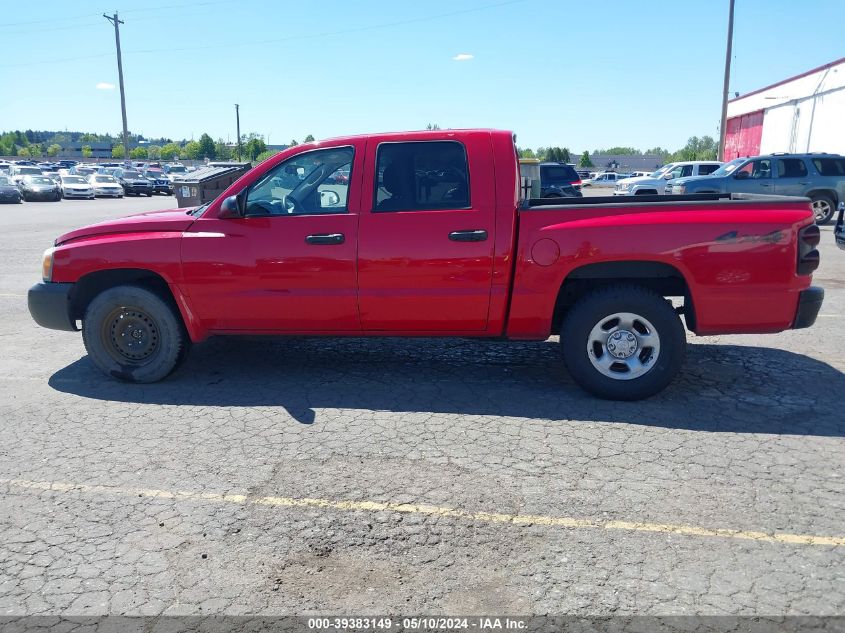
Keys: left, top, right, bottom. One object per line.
{"left": 613, "top": 161, "right": 722, "bottom": 196}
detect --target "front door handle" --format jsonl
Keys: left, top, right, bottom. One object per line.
{"left": 449, "top": 229, "right": 488, "bottom": 242}
{"left": 305, "top": 233, "right": 344, "bottom": 245}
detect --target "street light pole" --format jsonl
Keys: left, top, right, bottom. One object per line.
{"left": 104, "top": 12, "right": 130, "bottom": 161}
{"left": 718, "top": 0, "right": 735, "bottom": 161}
{"left": 235, "top": 104, "right": 242, "bottom": 161}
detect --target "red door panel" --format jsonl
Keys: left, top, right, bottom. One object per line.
{"left": 356, "top": 132, "right": 496, "bottom": 332}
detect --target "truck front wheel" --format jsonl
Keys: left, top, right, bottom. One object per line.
{"left": 560, "top": 285, "right": 685, "bottom": 400}
{"left": 82, "top": 285, "right": 189, "bottom": 383}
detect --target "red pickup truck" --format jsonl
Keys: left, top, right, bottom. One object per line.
{"left": 28, "top": 129, "right": 824, "bottom": 400}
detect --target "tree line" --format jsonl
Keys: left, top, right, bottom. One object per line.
{"left": 0, "top": 129, "right": 316, "bottom": 162}
{"left": 517, "top": 135, "right": 719, "bottom": 168}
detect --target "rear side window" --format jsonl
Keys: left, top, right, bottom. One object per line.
{"left": 698, "top": 164, "right": 720, "bottom": 175}
{"left": 777, "top": 159, "right": 809, "bottom": 178}
{"left": 374, "top": 141, "right": 469, "bottom": 212}
{"left": 812, "top": 158, "right": 845, "bottom": 176}
{"left": 541, "top": 164, "right": 579, "bottom": 183}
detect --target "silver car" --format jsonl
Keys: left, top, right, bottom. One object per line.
{"left": 87, "top": 174, "right": 125, "bottom": 198}
{"left": 59, "top": 175, "right": 95, "bottom": 200}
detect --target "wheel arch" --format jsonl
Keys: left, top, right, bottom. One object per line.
{"left": 69, "top": 268, "right": 203, "bottom": 342}
{"left": 551, "top": 260, "right": 696, "bottom": 334}
{"left": 805, "top": 188, "right": 838, "bottom": 205}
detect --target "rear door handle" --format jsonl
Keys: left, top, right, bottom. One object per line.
{"left": 449, "top": 229, "right": 488, "bottom": 242}
{"left": 305, "top": 233, "right": 344, "bottom": 245}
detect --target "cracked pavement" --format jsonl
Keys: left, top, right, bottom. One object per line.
{"left": 0, "top": 197, "right": 843, "bottom": 617}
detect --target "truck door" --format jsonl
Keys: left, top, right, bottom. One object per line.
{"left": 180, "top": 144, "right": 363, "bottom": 332}
{"left": 774, "top": 158, "right": 810, "bottom": 197}
{"left": 730, "top": 158, "right": 774, "bottom": 194}
{"left": 356, "top": 133, "right": 496, "bottom": 331}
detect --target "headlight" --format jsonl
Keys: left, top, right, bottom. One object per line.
{"left": 41, "top": 247, "right": 55, "bottom": 282}
{"left": 677, "top": 185, "right": 686, "bottom": 194}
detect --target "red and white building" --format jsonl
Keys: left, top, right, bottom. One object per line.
{"left": 724, "top": 57, "right": 845, "bottom": 160}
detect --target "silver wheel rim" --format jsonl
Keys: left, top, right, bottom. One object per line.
{"left": 587, "top": 312, "right": 660, "bottom": 380}
{"left": 812, "top": 199, "right": 831, "bottom": 222}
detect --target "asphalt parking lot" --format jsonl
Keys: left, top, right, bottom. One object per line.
{"left": 0, "top": 196, "right": 843, "bottom": 617}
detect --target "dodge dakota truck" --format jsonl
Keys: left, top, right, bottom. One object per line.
{"left": 28, "top": 129, "right": 824, "bottom": 400}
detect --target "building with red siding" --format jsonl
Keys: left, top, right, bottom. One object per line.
{"left": 724, "top": 57, "right": 845, "bottom": 159}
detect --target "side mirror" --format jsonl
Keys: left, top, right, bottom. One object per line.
{"left": 735, "top": 171, "right": 749, "bottom": 180}
{"left": 320, "top": 190, "right": 340, "bottom": 206}
{"left": 219, "top": 195, "right": 242, "bottom": 218}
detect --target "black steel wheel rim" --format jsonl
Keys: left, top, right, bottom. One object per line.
{"left": 102, "top": 306, "right": 160, "bottom": 363}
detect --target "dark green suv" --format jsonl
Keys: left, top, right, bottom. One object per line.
{"left": 667, "top": 153, "right": 845, "bottom": 224}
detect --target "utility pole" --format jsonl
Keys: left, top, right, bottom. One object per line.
{"left": 718, "top": 0, "right": 735, "bottom": 161}
{"left": 104, "top": 12, "right": 130, "bottom": 161}
{"left": 235, "top": 104, "right": 242, "bottom": 161}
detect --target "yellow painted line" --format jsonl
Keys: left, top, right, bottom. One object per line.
{"left": 2, "top": 477, "right": 843, "bottom": 547}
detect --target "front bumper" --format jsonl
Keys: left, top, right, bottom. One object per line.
{"left": 153, "top": 184, "right": 173, "bottom": 194}
{"left": 25, "top": 190, "right": 59, "bottom": 200}
{"left": 28, "top": 282, "right": 78, "bottom": 332}
{"left": 792, "top": 286, "right": 824, "bottom": 329}
{"left": 63, "top": 190, "right": 94, "bottom": 198}
{"left": 94, "top": 188, "right": 123, "bottom": 197}
{"left": 123, "top": 184, "right": 153, "bottom": 194}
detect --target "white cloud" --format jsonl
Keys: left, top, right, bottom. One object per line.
{"left": 96, "top": 82, "right": 115, "bottom": 90}
{"left": 452, "top": 53, "right": 474, "bottom": 62}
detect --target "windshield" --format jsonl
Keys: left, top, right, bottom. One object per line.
{"left": 648, "top": 164, "right": 674, "bottom": 178}
{"left": 0, "top": 176, "right": 11, "bottom": 186}
{"left": 29, "top": 177, "right": 54, "bottom": 185}
{"left": 122, "top": 170, "right": 142, "bottom": 178}
{"left": 146, "top": 171, "right": 165, "bottom": 179}
{"left": 167, "top": 165, "right": 187, "bottom": 173}
{"left": 62, "top": 176, "right": 87, "bottom": 184}
{"left": 711, "top": 158, "right": 745, "bottom": 177}
{"left": 94, "top": 175, "right": 117, "bottom": 183}
{"left": 19, "top": 167, "right": 41, "bottom": 175}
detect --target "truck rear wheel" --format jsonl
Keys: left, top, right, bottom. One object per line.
{"left": 82, "top": 285, "right": 189, "bottom": 383}
{"left": 560, "top": 285, "right": 685, "bottom": 400}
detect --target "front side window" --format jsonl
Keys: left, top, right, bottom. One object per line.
{"left": 777, "top": 159, "right": 808, "bottom": 178}
{"left": 374, "top": 141, "right": 469, "bottom": 212}
{"left": 245, "top": 146, "right": 353, "bottom": 216}
{"left": 735, "top": 159, "right": 772, "bottom": 179}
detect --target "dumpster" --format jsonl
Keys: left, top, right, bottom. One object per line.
{"left": 173, "top": 163, "right": 251, "bottom": 207}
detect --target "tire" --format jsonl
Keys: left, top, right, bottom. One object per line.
{"left": 560, "top": 285, "right": 686, "bottom": 400}
{"left": 82, "top": 285, "right": 190, "bottom": 383}
{"left": 810, "top": 194, "right": 835, "bottom": 225}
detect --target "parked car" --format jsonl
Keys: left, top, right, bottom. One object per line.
{"left": 58, "top": 175, "right": 95, "bottom": 200}
{"left": 10, "top": 165, "right": 42, "bottom": 185}
{"left": 113, "top": 168, "right": 154, "bottom": 196}
{"left": 27, "top": 129, "right": 823, "bottom": 401}
{"left": 835, "top": 203, "right": 845, "bottom": 249}
{"left": 19, "top": 175, "right": 61, "bottom": 201}
{"left": 142, "top": 170, "right": 174, "bottom": 195}
{"left": 0, "top": 175, "right": 22, "bottom": 203}
{"left": 666, "top": 153, "right": 845, "bottom": 224}
{"left": 538, "top": 162, "right": 583, "bottom": 198}
{"left": 615, "top": 161, "right": 722, "bottom": 196}
{"left": 70, "top": 165, "right": 97, "bottom": 177}
{"left": 87, "top": 174, "right": 125, "bottom": 198}
{"left": 163, "top": 164, "right": 188, "bottom": 181}
{"left": 582, "top": 172, "right": 625, "bottom": 188}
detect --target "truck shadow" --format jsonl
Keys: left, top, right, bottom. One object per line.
{"left": 48, "top": 337, "right": 845, "bottom": 436}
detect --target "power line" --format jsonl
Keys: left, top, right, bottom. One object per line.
{"left": 0, "top": 0, "right": 526, "bottom": 68}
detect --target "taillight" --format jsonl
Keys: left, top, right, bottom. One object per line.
{"left": 573, "top": 180, "right": 582, "bottom": 189}
{"left": 797, "top": 223, "right": 820, "bottom": 275}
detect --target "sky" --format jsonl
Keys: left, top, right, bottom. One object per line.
{"left": 1, "top": 0, "right": 844, "bottom": 152}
